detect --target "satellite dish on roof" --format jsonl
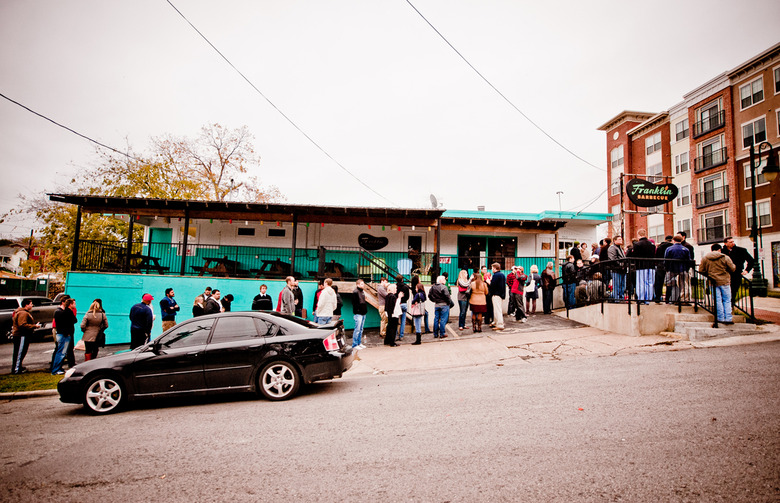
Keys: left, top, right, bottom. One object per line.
{"left": 430, "top": 194, "right": 442, "bottom": 209}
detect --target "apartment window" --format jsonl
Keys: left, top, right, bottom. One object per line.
{"left": 675, "top": 218, "right": 691, "bottom": 237}
{"left": 611, "top": 179, "right": 621, "bottom": 196}
{"left": 742, "top": 117, "right": 767, "bottom": 149}
{"left": 645, "top": 133, "right": 662, "bottom": 155}
{"left": 675, "top": 119, "right": 689, "bottom": 141}
{"left": 775, "top": 66, "right": 780, "bottom": 94}
{"left": 744, "top": 158, "right": 768, "bottom": 189}
{"left": 674, "top": 152, "right": 689, "bottom": 174}
{"left": 611, "top": 204, "right": 621, "bottom": 223}
{"left": 646, "top": 162, "right": 663, "bottom": 183}
{"left": 611, "top": 145, "right": 624, "bottom": 169}
{"left": 695, "top": 135, "right": 726, "bottom": 172}
{"left": 699, "top": 172, "right": 726, "bottom": 205}
{"left": 739, "top": 77, "right": 764, "bottom": 109}
{"left": 699, "top": 209, "right": 729, "bottom": 243}
{"left": 694, "top": 100, "right": 724, "bottom": 137}
{"left": 648, "top": 224, "right": 664, "bottom": 244}
{"left": 746, "top": 199, "right": 772, "bottom": 229}
{"left": 675, "top": 184, "right": 690, "bottom": 207}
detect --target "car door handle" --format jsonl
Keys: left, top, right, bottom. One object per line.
{"left": 186, "top": 351, "right": 202, "bottom": 357}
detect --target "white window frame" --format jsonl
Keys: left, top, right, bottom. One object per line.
{"left": 675, "top": 218, "right": 691, "bottom": 236}
{"left": 742, "top": 116, "right": 767, "bottom": 150}
{"left": 744, "top": 158, "right": 769, "bottom": 189}
{"left": 674, "top": 152, "right": 689, "bottom": 174}
{"left": 645, "top": 133, "right": 662, "bottom": 155}
{"left": 773, "top": 64, "right": 780, "bottom": 95}
{"left": 646, "top": 162, "right": 663, "bottom": 183}
{"left": 648, "top": 224, "right": 664, "bottom": 245}
{"left": 610, "top": 178, "right": 621, "bottom": 196}
{"left": 745, "top": 198, "right": 772, "bottom": 229}
{"left": 675, "top": 184, "right": 690, "bottom": 207}
{"left": 701, "top": 209, "right": 728, "bottom": 234}
{"left": 611, "top": 204, "right": 621, "bottom": 223}
{"left": 739, "top": 76, "right": 764, "bottom": 110}
{"left": 674, "top": 119, "right": 689, "bottom": 142}
{"left": 697, "top": 99, "right": 722, "bottom": 124}
{"left": 611, "top": 145, "right": 624, "bottom": 169}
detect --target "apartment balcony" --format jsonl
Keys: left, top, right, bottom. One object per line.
{"left": 693, "top": 147, "right": 728, "bottom": 173}
{"left": 696, "top": 223, "right": 730, "bottom": 245}
{"left": 692, "top": 110, "right": 725, "bottom": 138}
{"left": 694, "top": 185, "right": 729, "bottom": 209}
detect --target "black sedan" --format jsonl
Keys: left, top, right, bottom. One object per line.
{"left": 58, "top": 311, "right": 354, "bottom": 414}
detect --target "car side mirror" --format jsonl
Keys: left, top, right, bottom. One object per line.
{"left": 150, "top": 339, "right": 162, "bottom": 354}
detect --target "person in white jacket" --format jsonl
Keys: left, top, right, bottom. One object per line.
{"left": 315, "top": 278, "right": 338, "bottom": 324}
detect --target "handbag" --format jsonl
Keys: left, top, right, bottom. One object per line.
{"left": 74, "top": 339, "right": 86, "bottom": 351}
{"left": 392, "top": 297, "right": 403, "bottom": 318}
{"left": 524, "top": 276, "right": 536, "bottom": 293}
{"left": 409, "top": 302, "right": 425, "bottom": 317}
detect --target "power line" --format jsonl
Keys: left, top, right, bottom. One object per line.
{"left": 164, "top": 0, "right": 397, "bottom": 206}
{"left": 0, "top": 92, "right": 145, "bottom": 163}
{"left": 404, "top": 0, "right": 606, "bottom": 173}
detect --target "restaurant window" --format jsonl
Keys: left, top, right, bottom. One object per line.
{"left": 237, "top": 227, "right": 256, "bottom": 236}
{"left": 268, "top": 228, "right": 286, "bottom": 238}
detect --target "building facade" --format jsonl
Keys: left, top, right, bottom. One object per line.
{"left": 599, "top": 42, "right": 780, "bottom": 290}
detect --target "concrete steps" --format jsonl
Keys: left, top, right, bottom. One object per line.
{"left": 673, "top": 320, "right": 765, "bottom": 341}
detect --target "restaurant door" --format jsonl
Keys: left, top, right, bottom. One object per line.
{"left": 457, "top": 236, "right": 517, "bottom": 272}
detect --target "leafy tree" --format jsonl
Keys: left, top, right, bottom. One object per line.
{"left": 2, "top": 124, "right": 282, "bottom": 273}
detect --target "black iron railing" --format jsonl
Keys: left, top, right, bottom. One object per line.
{"left": 693, "top": 110, "right": 725, "bottom": 138}
{"left": 695, "top": 185, "right": 729, "bottom": 208}
{"left": 693, "top": 147, "right": 728, "bottom": 173}
{"left": 557, "top": 257, "right": 755, "bottom": 325}
{"left": 696, "top": 224, "right": 731, "bottom": 245}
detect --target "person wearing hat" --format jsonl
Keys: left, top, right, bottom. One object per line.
{"left": 129, "top": 293, "right": 155, "bottom": 349}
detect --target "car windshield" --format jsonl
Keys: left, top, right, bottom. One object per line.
{"left": 0, "top": 299, "right": 19, "bottom": 310}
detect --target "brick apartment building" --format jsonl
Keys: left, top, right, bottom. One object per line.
{"left": 598, "top": 42, "right": 780, "bottom": 291}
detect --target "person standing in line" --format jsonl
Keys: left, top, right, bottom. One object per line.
{"left": 129, "top": 294, "right": 154, "bottom": 350}
{"left": 202, "top": 287, "right": 212, "bottom": 302}
{"left": 159, "top": 288, "right": 180, "bottom": 332}
{"left": 562, "top": 255, "right": 577, "bottom": 308}
{"left": 506, "top": 266, "right": 517, "bottom": 318}
{"left": 293, "top": 279, "right": 304, "bottom": 318}
{"left": 351, "top": 279, "right": 368, "bottom": 350}
{"left": 80, "top": 300, "right": 108, "bottom": 361}
{"left": 630, "top": 229, "right": 656, "bottom": 302}
{"left": 570, "top": 242, "right": 582, "bottom": 261}
{"left": 429, "top": 275, "right": 454, "bottom": 338}
{"left": 699, "top": 243, "right": 736, "bottom": 325}
{"left": 580, "top": 242, "right": 591, "bottom": 261}
{"left": 332, "top": 285, "right": 343, "bottom": 322}
{"left": 52, "top": 297, "right": 77, "bottom": 374}
{"left": 192, "top": 295, "right": 205, "bottom": 317}
{"left": 468, "top": 273, "right": 489, "bottom": 332}
{"left": 722, "top": 236, "right": 755, "bottom": 307}
{"left": 678, "top": 231, "right": 695, "bottom": 301}
{"left": 541, "top": 261, "right": 556, "bottom": 314}
{"left": 488, "top": 263, "right": 506, "bottom": 330}
{"left": 252, "top": 284, "right": 274, "bottom": 310}
{"left": 384, "top": 284, "right": 400, "bottom": 347}
{"left": 377, "top": 277, "right": 389, "bottom": 337}
{"left": 11, "top": 298, "right": 40, "bottom": 374}
{"left": 221, "top": 293, "right": 234, "bottom": 312}
{"left": 663, "top": 234, "right": 691, "bottom": 303}
{"left": 395, "top": 275, "right": 411, "bottom": 341}
{"left": 315, "top": 278, "right": 337, "bottom": 325}
{"left": 410, "top": 283, "right": 426, "bottom": 345}
{"left": 510, "top": 267, "right": 527, "bottom": 322}
{"left": 280, "top": 276, "right": 297, "bottom": 315}
{"left": 312, "top": 280, "right": 324, "bottom": 320}
{"left": 410, "top": 275, "right": 431, "bottom": 333}
{"left": 480, "top": 265, "right": 493, "bottom": 326}
{"left": 203, "top": 289, "right": 223, "bottom": 315}
{"left": 608, "top": 236, "right": 626, "bottom": 299}
{"left": 654, "top": 235, "right": 674, "bottom": 302}
{"left": 525, "top": 265, "right": 542, "bottom": 315}
{"left": 456, "top": 270, "right": 471, "bottom": 330}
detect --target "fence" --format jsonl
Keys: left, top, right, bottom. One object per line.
{"left": 557, "top": 257, "right": 755, "bottom": 326}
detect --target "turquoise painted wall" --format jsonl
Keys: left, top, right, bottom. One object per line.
{"left": 64, "top": 272, "right": 378, "bottom": 345}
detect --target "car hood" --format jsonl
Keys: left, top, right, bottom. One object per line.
{"left": 70, "top": 347, "right": 140, "bottom": 374}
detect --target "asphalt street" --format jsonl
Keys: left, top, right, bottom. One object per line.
{"left": 1, "top": 340, "right": 778, "bottom": 502}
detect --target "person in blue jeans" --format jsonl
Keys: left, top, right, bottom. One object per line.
{"left": 456, "top": 270, "right": 471, "bottom": 329}
{"left": 395, "top": 275, "right": 411, "bottom": 340}
{"left": 562, "top": 255, "right": 577, "bottom": 308}
{"left": 699, "top": 243, "right": 736, "bottom": 324}
{"left": 52, "top": 297, "right": 77, "bottom": 375}
{"left": 351, "top": 280, "right": 368, "bottom": 349}
{"left": 428, "top": 275, "right": 453, "bottom": 338}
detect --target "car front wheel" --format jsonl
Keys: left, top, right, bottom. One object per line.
{"left": 258, "top": 361, "right": 300, "bottom": 401}
{"left": 83, "top": 375, "right": 125, "bottom": 414}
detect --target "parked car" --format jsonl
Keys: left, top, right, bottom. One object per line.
{"left": 58, "top": 311, "right": 355, "bottom": 414}
{"left": 0, "top": 296, "right": 58, "bottom": 341}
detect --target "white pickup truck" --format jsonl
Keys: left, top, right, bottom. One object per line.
{"left": 1, "top": 296, "right": 59, "bottom": 341}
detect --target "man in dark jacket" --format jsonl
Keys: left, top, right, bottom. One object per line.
{"left": 52, "top": 297, "right": 77, "bottom": 374}
{"left": 11, "top": 299, "right": 40, "bottom": 374}
{"left": 428, "top": 275, "right": 454, "bottom": 338}
{"left": 653, "top": 235, "right": 674, "bottom": 302}
{"left": 351, "top": 280, "right": 368, "bottom": 350}
{"left": 664, "top": 235, "right": 691, "bottom": 303}
{"left": 203, "top": 289, "right": 223, "bottom": 315}
{"left": 562, "top": 255, "right": 577, "bottom": 308}
{"left": 722, "top": 236, "right": 755, "bottom": 306}
{"left": 129, "top": 293, "right": 155, "bottom": 349}
{"left": 629, "top": 229, "right": 656, "bottom": 302}
{"left": 395, "top": 275, "right": 411, "bottom": 340}
{"left": 488, "top": 263, "right": 506, "bottom": 330}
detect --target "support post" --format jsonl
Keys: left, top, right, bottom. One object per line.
{"left": 291, "top": 214, "right": 298, "bottom": 276}
{"left": 71, "top": 206, "right": 82, "bottom": 271}
{"left": 125, "top": 215, "right": 134, "bottom": 273}
{"left": 180, "top": 209, "right": 190, "bottom": 276}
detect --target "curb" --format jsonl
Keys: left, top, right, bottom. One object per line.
{"left": 0, "top": 389, "right": 59, "bottom": 400}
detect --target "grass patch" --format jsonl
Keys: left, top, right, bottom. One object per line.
{"left": 0, "top": 372, "right": 62, "bottom": 393}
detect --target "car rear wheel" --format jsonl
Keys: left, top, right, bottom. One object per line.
{"left": 258, "top": 361, "right": 300, "bottom": 401}
{"left": 83, "top": 375, "right": 125, "bottom": 414}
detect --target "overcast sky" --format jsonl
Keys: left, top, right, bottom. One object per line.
{"left": 1, "top": 0, "right": 779, "bottom": 237}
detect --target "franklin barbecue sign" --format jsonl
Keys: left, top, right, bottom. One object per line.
{"left": 625, "top": 178, "right": 678, "bottom": 207}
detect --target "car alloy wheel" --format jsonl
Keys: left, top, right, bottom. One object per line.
{"left": 259, "top": 361, "right": 300, "bottom": 401}
{"left": 84, "top": 375, "right": 125, "bottom": 414}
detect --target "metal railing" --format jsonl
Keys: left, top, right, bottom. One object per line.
{"left": 695, "top": 185, "right": 729, "bottom": 208}
{"left": 693, "top": 110, "right": 725, "bottom": 138}
{"left": 696, "top": 224, "right": 731, "bottom": 245}
{"left": 557, "top": 257, "right": 755, "bottom": 325}
{"left": 693, "top": 147, "right": 728, "bottom": 173}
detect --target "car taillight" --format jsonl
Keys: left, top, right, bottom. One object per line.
{"left": 323, "top": 332, "right": 340, "bottom": 351}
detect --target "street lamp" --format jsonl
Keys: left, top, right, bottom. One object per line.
{"left": 747, "top": 141, "right": 779, "bottom": 297}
